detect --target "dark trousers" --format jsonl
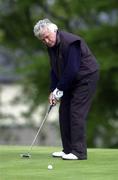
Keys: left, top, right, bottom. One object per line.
{"left": 59, "top": 71, "right": 99, "bottom": 159}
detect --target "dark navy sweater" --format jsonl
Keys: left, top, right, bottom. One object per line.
{"left": 50, "top": 43, "right": 81, "bottom": 92}
{"left": 48, "top": 31, "right": 99, "bottom": 92}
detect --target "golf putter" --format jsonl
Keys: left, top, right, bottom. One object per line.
{"left": 20, "top": 104, "right": 53, "bottom": 158}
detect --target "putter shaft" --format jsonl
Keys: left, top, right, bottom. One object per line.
{"left": 29, "top": 105, "right": 53, "bottom": 151}
{"left": 20, "top": 105, "right": 53, "bottom": 158}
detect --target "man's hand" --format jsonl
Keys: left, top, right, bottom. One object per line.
{"left": 49, "top": 92, "right": 57, "bottom": 106}
{"left": 52, "top": 88, "right": 63, "bottom": 101}
{"left": 49, "top": 88, "right": 63, "bottom": 105}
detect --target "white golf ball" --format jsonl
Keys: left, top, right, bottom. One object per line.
{"left": 48, "top": 164, "right": 53, "bottom": 170}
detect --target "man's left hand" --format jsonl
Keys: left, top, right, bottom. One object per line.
{"left": 52, "top": 88, "right": 63, "bottom": 101}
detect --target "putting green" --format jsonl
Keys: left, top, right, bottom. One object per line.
{"left": 0, "top": 146, "right": 118, "bottom": 180}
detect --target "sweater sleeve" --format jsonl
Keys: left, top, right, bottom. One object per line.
{"left": 57, "top": 43, "right": 81, "bottom": 91}
{"left": 50, "top": 68, "right": 58, "bottom": 92}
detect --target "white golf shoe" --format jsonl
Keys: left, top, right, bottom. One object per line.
{"left": 52, "top": 151, "right": 66, "bottom": 158}
{"left": 62, "top": 153, "right": 78, "bottom": 160}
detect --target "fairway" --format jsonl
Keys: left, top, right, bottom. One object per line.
{"left": 0, "top": 146, "right": 118, "bottom": 180}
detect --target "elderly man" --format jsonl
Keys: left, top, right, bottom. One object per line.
{"left": 33, "top": 19, "right": 99, "bottom": 160}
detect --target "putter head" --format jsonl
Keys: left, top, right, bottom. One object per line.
{"left": 20, "top": 153, "right": 31, "bottom": 158}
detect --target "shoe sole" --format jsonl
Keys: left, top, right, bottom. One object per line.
{"left": 52, "top": 155, "right": 63, "bottom": 158}
{"left": 62, "top": 157, "right": 78, "bottom": 160}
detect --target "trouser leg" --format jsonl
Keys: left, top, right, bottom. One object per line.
{"left": 70, "top": 71, "right": 99, "bottom": 159}
{"left": 59, "top": 92, "right": 71, "bottom": 154}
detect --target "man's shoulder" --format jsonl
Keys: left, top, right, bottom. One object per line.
{"left": 59, "top": 30, "right": 81, "bottom": 42}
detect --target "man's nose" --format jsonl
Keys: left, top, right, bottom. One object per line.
{"left": 45, "top": 38, "right": 49, "bottom": 43}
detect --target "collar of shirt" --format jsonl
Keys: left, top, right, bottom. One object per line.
{"left": 49, "top": 31, "right": 60, "bottom": 50}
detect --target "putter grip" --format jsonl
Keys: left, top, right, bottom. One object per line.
{"left": 48, "top": 104, "right": 53, "bottom": 113}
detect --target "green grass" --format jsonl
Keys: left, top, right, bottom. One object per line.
{"left": 0, "top": 146, "right": 118, "bottom": 180}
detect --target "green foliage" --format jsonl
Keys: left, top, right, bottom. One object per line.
{"left": 0, "top": 0, "right": 118, "bottom": 147}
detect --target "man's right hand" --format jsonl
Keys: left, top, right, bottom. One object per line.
{"left": 49, "top": 92, "right": 57, "bottom": 106}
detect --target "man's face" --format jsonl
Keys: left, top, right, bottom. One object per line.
{"left": 40, "top": 28, "right": 57, "bottom": 47}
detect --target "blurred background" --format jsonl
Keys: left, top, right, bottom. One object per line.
{"left": 0, "top": 0, "right": 118, "bottom": 148}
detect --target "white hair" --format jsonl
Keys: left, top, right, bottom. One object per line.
{"left": 33, "top": 18, "right": 58, "bottom": 38}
